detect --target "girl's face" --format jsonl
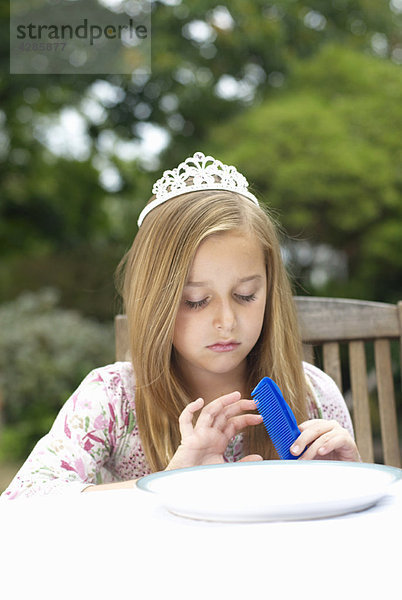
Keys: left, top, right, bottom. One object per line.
{"left": 173, "top": 230, "right": 267, "bottom": 388}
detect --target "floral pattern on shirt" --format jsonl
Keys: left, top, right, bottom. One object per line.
{"left": 2, "top": 361, "right": 354, "bottom": 499}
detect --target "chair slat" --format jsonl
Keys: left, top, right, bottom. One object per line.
{"left": 374, "top": 339, "right": 401, "bottom": 468}
{"left": 323, "top": 342, "right": 342, "bottom": 393}
{"left": 349, "top": 341, "right": 374, "bottom": 463}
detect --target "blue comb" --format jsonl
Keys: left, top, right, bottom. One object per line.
{"left": 251, "top": 377, "right": 301, "bottom": 460}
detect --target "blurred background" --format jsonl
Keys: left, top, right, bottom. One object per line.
{"left": 1, "top": 0, "right": 401, "bottom": 490}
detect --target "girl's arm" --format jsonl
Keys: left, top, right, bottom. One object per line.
{"left": 82, "top": 479, "right": 138, "bottom": 492}
{"left": 2, "top": 365, "right": 135, "bottom": 499}
{"left": 83, "top": 391, "right": 263, "bottom": 492}
{"left": 303, "top": 361, "right": 354, "bottom": 435}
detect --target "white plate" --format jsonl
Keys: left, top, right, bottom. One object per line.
{"left": 136, "top": 460, "right": 401, "bottom": 522}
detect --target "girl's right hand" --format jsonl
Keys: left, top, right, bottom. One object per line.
{"left": 165, "top": 391, "right": 263, "bottom": 471}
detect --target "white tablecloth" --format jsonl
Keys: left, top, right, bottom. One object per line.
{"left": 1, "top": 475, "right": 401, "bottom": 600}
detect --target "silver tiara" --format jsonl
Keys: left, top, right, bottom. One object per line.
{"left": 137, "top": 151, "right": 259, "bottom": 227}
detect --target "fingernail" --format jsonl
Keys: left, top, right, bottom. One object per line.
{"left": 291, "top": 445, "right": 299, "bottom": 455}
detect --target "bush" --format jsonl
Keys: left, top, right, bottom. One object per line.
{"left": 0, "top": 288, "right": 115, "bottom": 460}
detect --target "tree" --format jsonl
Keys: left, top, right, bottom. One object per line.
{"left": 2, "top": 1, "right": 401, "bottom": 254}
{"left": 1, "top": 1, "right": 401, "bottom": 312}
{"left": 208, "top": 45, "right": 402, "bottom": 301}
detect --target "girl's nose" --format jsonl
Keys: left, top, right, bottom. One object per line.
{"left": 213, "top": 300, "right": 236, "bottom": 332}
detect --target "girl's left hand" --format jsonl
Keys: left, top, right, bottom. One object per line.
{"left": 290, "top": 419, "right": 361, "bottom": 462}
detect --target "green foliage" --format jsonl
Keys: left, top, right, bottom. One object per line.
{"left": 1, "top": 152, "right": 110, "bottom": 256}
{"left": 208, "top": 45, "right": 402, "bottom": 301}
{"left": 0, "top": 242, "right": 125, "bottom": 320}
{"left": 2, "top": 1, "right": 401, "bottom": 259}
{"left": 0, "top": 288, "right": 114, "bottom": 459}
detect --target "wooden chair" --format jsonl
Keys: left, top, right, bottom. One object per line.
{"left": 295, "top": 297, "right": 401, "bottom": 467}
{"left": 115, "top": 297, "right": 402, "bottom": 467}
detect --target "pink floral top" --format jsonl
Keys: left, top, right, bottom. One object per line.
{"left": 2, "top": 361, "right": 354, "bottom": 500}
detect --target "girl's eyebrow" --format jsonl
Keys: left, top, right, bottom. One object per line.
{"left": 185, "top": 275, "right": 263, "bottom": 287}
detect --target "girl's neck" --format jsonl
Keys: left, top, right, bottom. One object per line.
{"left": 179, "top": 363, "right": 249, "bottom": 404}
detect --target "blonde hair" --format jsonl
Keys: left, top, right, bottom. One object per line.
{"left": 117, "top": 190, "right": 309, "bottom": 471}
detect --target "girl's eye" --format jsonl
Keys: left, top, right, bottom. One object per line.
{"left": 235, "top": 293, "right": 256, "bottom": 303}
{"left": 185, "top": 298, "right": 209, "bottom": 310}
{"left": 184, "top": 294, "right": 256, "bottom": 309}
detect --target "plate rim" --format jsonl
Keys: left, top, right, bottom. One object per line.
{"left": 136, "top": 459, "right": 402, "bottom": 494}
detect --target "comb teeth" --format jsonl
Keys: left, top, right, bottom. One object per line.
{"left": 252, "top": 377, "right": 301, "bottom": 460}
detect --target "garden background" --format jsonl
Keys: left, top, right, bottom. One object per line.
{"left": 1, "top": 0, "right": 401, "bottom": 491}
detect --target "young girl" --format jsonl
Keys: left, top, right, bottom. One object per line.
{"left": 2, "top": 151, "right": 360, "bottom": 499}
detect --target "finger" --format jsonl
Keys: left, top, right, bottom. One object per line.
{"left": 216, "top": 391, "right": 242, "bottom": 407}
{"left": 224, "top": 399, "right": 258, "bottom": 418}
{"left": 316, "top": 433, "right": 356, "bottom": 458}
{"left": 223, "top": 413, "right": 263, "bottom": 439}
{"left": 298, "top": 431, "right": 338, "bottom": 460}
{"left": 179, "top": 397, "right": 204, "bottom": 438}
{"left": 239, "top": 454, "right": 263, "bottom": 462}
{"left": 196, "top": 391, "right": 241, "bottom": 429}
{"left": 213, "top": 399, "right": 258, "bottom": 431}
{"left": 298, "top": 419, "right": 321, "bottom": 431}
{"left": 300, "top": 428, "right": 355, "bottom": 460}
{"left": 290, "top": 420, "right": 339, "bottom": 456}
{"left": 298, "top": 419, "right": 338, "bottom": 432}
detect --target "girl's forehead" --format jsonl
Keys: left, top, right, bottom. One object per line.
{"left": 188, "top": 231, "right": 265, "bottom": 279}
{"left": 197, "top": 229, "right": 263, "bottom": 252}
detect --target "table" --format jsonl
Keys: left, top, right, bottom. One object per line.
{"left": 1, "top": 473, "right": 401, "bottom": 600}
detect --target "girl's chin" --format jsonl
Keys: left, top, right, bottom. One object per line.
{"left": 174, "top": 351, "right": 249, "bottom": 379}
{"left": 199, "top": 357, "right": 248, "bottom": 376}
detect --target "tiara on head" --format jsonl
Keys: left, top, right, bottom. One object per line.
{"left": 137, "top": 151, "right": 259, "bottom": 227}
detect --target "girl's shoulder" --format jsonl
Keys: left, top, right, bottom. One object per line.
{"left": 91, "top": 360, "right": 135, "bottom": 386}
{"left": 79, "top": 361, "right": 136, "bottom": 408}
{"left": 302, "top": 361, "right": 340, "bottom": 395}
{"left": 302, "top": 361, "right": 354, "bottom": 436}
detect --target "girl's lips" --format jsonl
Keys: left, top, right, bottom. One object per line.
{"left": 207, "top": 342, "right": 240, "bottom": 353}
